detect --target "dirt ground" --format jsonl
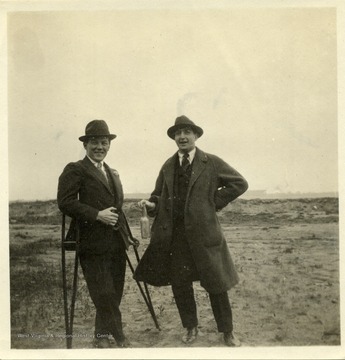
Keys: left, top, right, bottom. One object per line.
{"left": 9, "top": 197, "right": 340, "bottom": 351}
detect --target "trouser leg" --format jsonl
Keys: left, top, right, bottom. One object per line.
{"left": 172, "top": 282, "right": 198, "bottom": 329}
{"left": 209, "top": 291, "right": 233, "bottom": 333}
{"left": 79, "top": 249, "right": 126, "bottom": 342}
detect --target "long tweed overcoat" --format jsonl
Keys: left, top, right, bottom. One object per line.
{"left": 134, "top": 148, "right": 248, "bottom": 294}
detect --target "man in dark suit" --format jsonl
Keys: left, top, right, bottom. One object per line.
{"left": 134, "top": 115, "right": 248, "bottom": 347}
{"left": 57, "top": 120, "right": 133, "bottom": 348}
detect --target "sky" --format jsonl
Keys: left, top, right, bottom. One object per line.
{"left": 1, "top": 2, "right": 345, "bottom": 359}
{"left": 4, "top": 3, "right": 340, "bottom": 201}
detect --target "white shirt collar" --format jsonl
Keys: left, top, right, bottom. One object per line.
{"left": 87, "top": 155, "right": 104, "bottom": 168}
{"left": 178, "top": 147, "right": 196, "bottom": 165}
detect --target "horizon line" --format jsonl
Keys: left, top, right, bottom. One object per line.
{"left": 8, "top": 190, "right": 339, "bottom": 203}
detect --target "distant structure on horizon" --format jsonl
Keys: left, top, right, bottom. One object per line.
{"left": 241, "top": 189, "right": 338, "bottom": 199}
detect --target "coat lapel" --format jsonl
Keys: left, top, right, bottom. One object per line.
{"left": 162, "top": 153, "right": 177, "bottom": 198}
{"left": 163, "top": 149, "right": 207, "bottom": 198}
{"left": 82, "top": 157, "right": 112, "bottom": 194}
{"left": 188, "top": 148, "right": 207, "bottom": 193}
{"left": 105, "top": 164, "right": 123, "bottom": 208}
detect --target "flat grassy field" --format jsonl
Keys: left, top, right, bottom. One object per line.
{"left": 9, "top": 197, "right": 340, "bottom": 349}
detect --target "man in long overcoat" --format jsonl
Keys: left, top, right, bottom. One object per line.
{"left": 134, "top": 115, "right": 248, "bottom": 346}
{"left": 58, "top": 120, "right": 134, "bottom": 348}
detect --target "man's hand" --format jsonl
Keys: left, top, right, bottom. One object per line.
{"left": 97, "top": 207, "right": 119, "bottom": 226}
{"left": 138, "top": 199, "right": 156, "bottom": 210}
{"left": 128, "top": 236, "right": 140, "bottom": 248}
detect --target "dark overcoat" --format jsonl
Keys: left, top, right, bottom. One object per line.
{"left": 134, "top": 148, "right": 248, "bottom": 294}
{"left": 57, "top": 156, "right": 131, "bottom": 254}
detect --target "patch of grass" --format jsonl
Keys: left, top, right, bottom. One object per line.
{"left": 10, "top": 262, "right": 61, "bottom": 301}
{"left": 10, "top": 258, "right": 90, "bottom": 334}
{"left": 10, "top": 242, "right": 47, "bottom": 259}
{"left": 10, "top": 237, "right": 60, "bottom": 259}
{"left": 14, "top": 232, "right": 33, "bottom": 239}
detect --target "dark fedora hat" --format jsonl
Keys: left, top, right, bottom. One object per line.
{"left": 79, "top": 120, "right": 117, "bottom": 142}
{"left": 167, "top": 115, "right": 204, "bottom": 139}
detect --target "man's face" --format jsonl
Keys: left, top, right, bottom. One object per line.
{"left": 174, "top": 127, "right": 198, "bottom": 153}
{"left": 84, "top": 136, "right": 110, "bottom": 162}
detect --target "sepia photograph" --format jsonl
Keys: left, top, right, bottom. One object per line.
{"left": 1, "top": 0, "right": 344, "bottom": 359}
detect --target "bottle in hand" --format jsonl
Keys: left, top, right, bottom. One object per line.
{"left": 140, "top": 206, "right": 150, "bottom": 239}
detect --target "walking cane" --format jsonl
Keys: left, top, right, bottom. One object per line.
{"left": 125, "top": 251, "right": 160, "bottom": 331}
{"left": 61, "top": 214, "right": 80, "bottom": 349}
{"left": 121, "top": 217, "right": 161, "bottom": 331}
{"left": 132, "top": 245, "right": 160, "bottom": 331}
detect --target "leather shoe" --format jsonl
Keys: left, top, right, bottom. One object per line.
{"left": 224, "top": 332, "right": 241, "bottom": 347}
{"left": 116, "top": 337, "right": 131, "bottom": 348}
{"left": 93, "top": 337, "right": 111, "bottom": 348}
{"left": 182, "top": 327, "right": 198, "bottom": 344}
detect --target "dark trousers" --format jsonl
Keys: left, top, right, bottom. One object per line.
{"left": 79, "top": 237, "right": 126, "bottom": 342}
{"left": 172, "top": 283, "right": 233, "bottom": 333}
{"left": 170, "top": 223, "right": 234, "bottom": 334}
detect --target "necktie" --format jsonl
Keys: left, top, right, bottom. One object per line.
{"left": 96, "top": 162, "right": 108, "bottom": 183}
{"left": 181, "top": 153, "right": 190, "bottom": 171}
